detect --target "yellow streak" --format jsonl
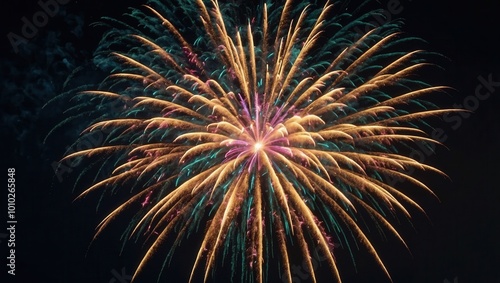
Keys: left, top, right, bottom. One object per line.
{"left": 131, "top": 34, "right": 186, "bottom": 74}
{"left": 142, "top": 5, "right": 193, "bottom": 51}
{"left": 134, "top": 97, "right": 209, "bottom": 121}
{"left": 260, "top": 151, "right": 295, "bottom": 234}
{"left": 315, "top": 188, "right": 390, "bottom": 280}
{"left": 188, "top": 95, "right": 242, "bottom": 127}
{"left": 285, "top": 174, "right": 341, "bottom": 283}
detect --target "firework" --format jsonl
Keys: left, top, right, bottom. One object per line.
{"left": 58, "top": 0, "right": 455, "bottom": 282}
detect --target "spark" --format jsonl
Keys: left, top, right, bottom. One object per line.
{"left": 253, "top": 142, "right": 263, "bottom": 152}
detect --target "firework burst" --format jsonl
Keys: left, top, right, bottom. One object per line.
{"left": 56, "top": 0, "right": 455, "bottom": 282}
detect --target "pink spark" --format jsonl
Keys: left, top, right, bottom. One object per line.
{"left": 141, "top": 191, "right": 153, "bottom": 207}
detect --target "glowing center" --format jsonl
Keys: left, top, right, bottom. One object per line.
{"left": 253, "top": 142, "right": 264, "bottom": 152}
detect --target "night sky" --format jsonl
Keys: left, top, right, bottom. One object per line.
{"left": 1, "top": 0, "right": 499, "bottom": 282}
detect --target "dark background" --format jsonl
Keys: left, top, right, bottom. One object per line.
{"left": 1, "top": 0, "right": 499, "bottom": 282}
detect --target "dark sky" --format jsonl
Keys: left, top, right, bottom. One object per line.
{"left": 1, "top": 0, "right": 499, "bottom": 283}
